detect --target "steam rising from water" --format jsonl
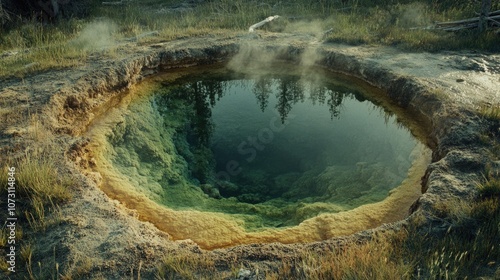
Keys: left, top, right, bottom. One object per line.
{"left": 72, "top": 20, "right": 117, "bottom": 50}
{"left": 227, "top": 40, "right": 323, "bottom": 82}
{"left": 399, "top": 3, "right": 432, "bottom": 28}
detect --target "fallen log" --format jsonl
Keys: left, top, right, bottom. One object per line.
{"left": 248, "top": 15, "right": 280, "bottom": 32}
{"left": 102, "top": 1, "right": 128, "bottom": 6}
{"left": 435, "top": 14, "right": 500, "bottom": 31}
{"left": 488, "top": 17, "right": 500, "bottom": 26}
{"left": 436, "top": 15, "right": 500, "bottom": 26}
{"left": 476, "top": 9, "right": 500, "bottom": 16}
{"left": 441, "top": 23, "right": 481, "bottom": 31}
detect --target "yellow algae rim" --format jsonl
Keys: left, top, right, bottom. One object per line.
{"left": 86, "top": 64, "right": 432, "bottom": 250}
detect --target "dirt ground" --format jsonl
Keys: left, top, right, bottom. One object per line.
{"left": 1, "top": 32, "right": 499, "bottom": 279}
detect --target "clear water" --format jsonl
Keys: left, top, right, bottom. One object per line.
{"left": 107, "top": 69, "right": 418, "bottom": 230}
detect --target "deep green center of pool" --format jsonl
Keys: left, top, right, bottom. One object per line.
{"left": 108, "top": 70, "right": 418, "bottom": 230}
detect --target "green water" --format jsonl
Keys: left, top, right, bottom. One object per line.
{"left": 106, "top": 69, "right": 418, "bottom": 230}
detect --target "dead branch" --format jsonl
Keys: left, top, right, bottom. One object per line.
{"left": 435, "top": 10, "right": 500, "bottom": 32}
{"left": 477, "top": 9, "right": 500, "bottom": 16}
{"left": 249, "top": 15, "right": 280, "bottom": 32}
{"left": 102, "top": 1, "right": 129, "bottom": 6}
{"left": 488, "top": 17, "right": 500, "bottom": 26}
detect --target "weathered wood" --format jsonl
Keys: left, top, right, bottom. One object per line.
{"left": 486, "top": 10, "right": 500, "bottom": 16}
{"left": 248, "top": 15, "right": 280, "bottom": 32}
{"left": 51, "top": 0, "right": 59, "bottom": 17}
{"left": 102, "top": 1, "right": 127, "bottom": 6}
{"left": 436, "top": 17, "right": 482, "bottom": 26}
{"left": 435, "top": 13, "right": 500, "bottom": 32}
{"left": 436, "top": 15, "right": 500, "bottom": 26}
{"left": 488, "top": 17, "right": 500, "bottom": 27}
{"left": 479, "top": 0, "right": 492, "bottom": 32}
{"left": 441, "top": 23, "right": 480, "bottom": 31}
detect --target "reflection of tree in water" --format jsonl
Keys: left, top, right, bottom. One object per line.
{"left": 253, "top": 77, "right": 272, "bottom": 112}
{"left": 159, "top": 80, "right": 226, "bottom": 145}
{"left": 252, "top": 76, "right": 349, "bottom": 122}
{"left": 275, "top": 76, "right": 305, "bottom": 123}
{"left": 156, "top": 80, "right": 226, "bottom": 183}
{"left": 189, "top": 80, "right": 225, "bottom": 145}
{"left": 309, "top": 85, "right": 345, "bottom": 120}
{"left": 160, "top": 76, "right": 353, "bottom": 146}
{"left": 156, "top": 75, "right": 358, "bottom": 200}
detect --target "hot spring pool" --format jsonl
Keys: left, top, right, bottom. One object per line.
{"left": 89, "top": 65, "right": 430, "bottom": 248}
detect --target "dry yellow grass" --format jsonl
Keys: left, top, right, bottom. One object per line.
{"left": 156, "top": 251, "right": 231, "bottom": 280}
{"left": 153, "top": 173, "right": 500, "bottom": 279}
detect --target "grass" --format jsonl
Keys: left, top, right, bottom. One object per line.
{"left": 0, "top": 150, "right": 73, "bottom": 276}
{"left": 0, "top": 17, "right": 89, "bottom": 77}
{"left": 478, "top": 171, "right": 500, "bottom": 199}
{"left": 156, "top": 251, "right": 234, "bottom": 280}
{"left": 152, "top": 170, "right": 500, "bottom": 279}
{"left": 267, "top": 233, "right": 412, "bottom": 279}
{"left": 0, "top": 153, "right": 72, "bottom": 232}
{"left": 267, "top": 193, "right": 499, "bottom": 279}
{"left": 0, "top": 0, "right": 498, "bottom": 77}
{"left": 323, "top": 3, "right": 500, "bottom": 51}
{"left": 479, "top": 104, "right": 500, "bottom": 121}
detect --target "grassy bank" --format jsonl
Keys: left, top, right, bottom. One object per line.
{"left": 0, "top": 0, "right": 499, "bottom": 78}
{"left": 156, "top": 173, "right": 500, "bottom": 279}
{"left": 0, "top": 120, "right": 74, "bottom": 277}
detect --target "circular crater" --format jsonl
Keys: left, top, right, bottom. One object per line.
{"left": 88, "top": 65, "right": 431, "bottom": 249}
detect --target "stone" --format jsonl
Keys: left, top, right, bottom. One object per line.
{"left": 237, "top": 269, "right": 252, "bottom": 280}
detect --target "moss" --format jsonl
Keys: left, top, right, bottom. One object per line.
{"left": 102, "top": 72, "right": 420, "bottom": 231}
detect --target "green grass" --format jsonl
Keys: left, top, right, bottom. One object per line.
{"left": 478, "top": 172, "right": 500, "bottom": 199}
{"left": 153, "top": 170, "right": 500, "bottom": 279}
{"left": 0, "top": 0, "right": 498, "bottom": 77}
{"left": 0, "top": 153, "right": 73, "bottom": 276}
{"left": 323, "top": 3, "right": 500, "bottom": 51}
{"left": 0, "top": 154, "right": 72, "bottom": 232}
{"left": 479, "top": 104, "right": 500, "bottom": 121}
{"left": 156, "top": 251, "right": 236, "bottom": 280}
{"left": 0, "top": 20, "right": 88, "bottom": 77}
